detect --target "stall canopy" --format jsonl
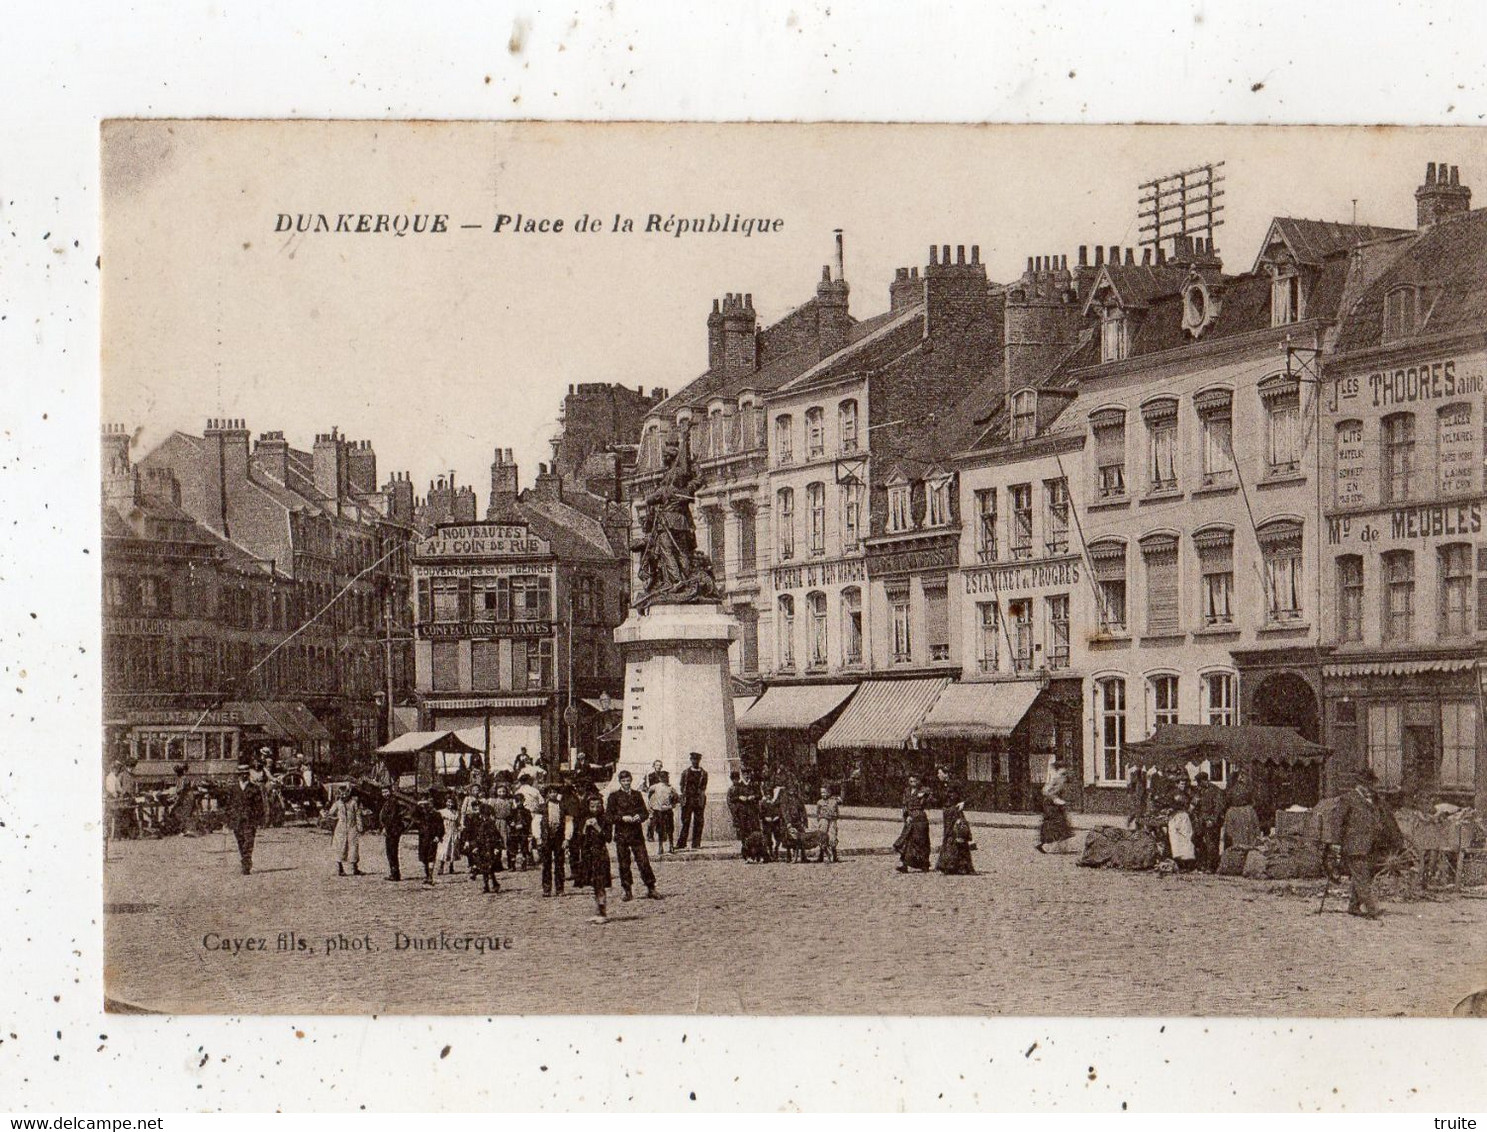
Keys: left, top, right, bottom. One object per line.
{"left": 225, "top": 700, "right": 333, "bottom": 745}
{"left": 376, "top": 730, "right": 482, "bottom": 756}
{"left": 735, "top": 684, "right": 856, "bottom": 731}
{"left": 818, "top": 678, "right": 949, "bottom": 751}
{"left": 914, "top": 680, "right": 1042, "bottom": 742}
{"left": 1124, "top": 724, "right": 1330, "bottom": 769}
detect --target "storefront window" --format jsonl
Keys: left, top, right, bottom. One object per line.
{"left": 1367, "top": 702, "right": 1403, "bottom": 788}
{"left": 1440, "top": 701, "right": 1477, "bottom": 789}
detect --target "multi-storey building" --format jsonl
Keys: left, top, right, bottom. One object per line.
{"left": 136, "top": 420, "right": 420, "bottom": 762}
{"left": 1319, "top": 163, "right": 1487, "bottom": 811}
{"left": 411, "top": 451, "right": 629, "bottom": 769}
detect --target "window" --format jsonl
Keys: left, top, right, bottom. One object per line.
{"left": 1264, "top": 383, "right": 1302, "bottom": 476}
{"left": 1383, "top": 286, "right": 1417, "bottom": 343}
{"left": 1439, "top": 543, "right": 1473, "bottom": 637}
{"left": 774, "top": 414, "right": 794, "bottom": 465}
{"left": 777, "top": 595, "right": 795, "bottom": 670}
{"left": 473, "top": 576, "right": 510, "bottom": 621}
{"left": 807, "top": 591, "right": 828, "bottom": 668}
{"left": 1008, "top": 599, "right": 1033, "bottom": 672}
{"left": 1096, "top": 677, "right": 1128, "bottom": 782}
{"left": 104, "top": 576, "right": 126, "bottom": 612}
{"left": 1203, "top": 672, "right": 1235, "bottom": 726}
{"left": 1144, "top": 399, "right": 1179, "bottom": 491}
{"left": 974, "top": 489, "right": 998, "bottom": 562}
{"left": 709, "top": 408, "right": 725, "bottom": 457}
{"left": 891, "top": 592, "right": 912, "bottom": 663}
{"left": 1259, "top": 522, "right": 1304, "bottom": 624}
{"left": 1337, "top": 555, "right": 1364, "bottom": 642}
{"left": 841, "top": 482, "right": 863, "bottom": 550}
{"left": 1382, "top": 550, "right": 1415, "bottom": 642}
{"left": 887, "top": 481, "right": 914, "bottom": 533}
{"left": 707, "top": 507, "right": 726, "bottom": 580}
{"left": 838, "top": 400, "right": 859, "bottom": 454}
{"left": 926, "top": 475, "right": 952, "bottom": 528}
{"left": 1194, "top": 527, "right": 1234, "bottom": 627}
{"left": 1271, "top": 271, "right": 1301, "bottom": 326}
{"left": 1100, "top": 311, "right": 1130, "bottom": 362}
{"left": 805, "top": 407, "right": 825, "bottom": 459}
{"left": 432, "top": 578, "right": 461, "bottom": 622}
{"left": 1046, "top": 593, "right": 1070, "bottom": 669}
{"left": 471, "top": 639, "right": 500, "bottom": 691}
{"left": 925, "top": 583, "right": 950, "bottom": 662}
{"left": 431, "top": 640, "right": 460, "bottom": 691}
{"left": 521, "top": 639, "right": 554, "bottom": 691}
{"left": 976, "top": 602, "right": 999, "bottom": 672}
{"left": 1440, "top": 701, "right": 1477, "bottom": 789}
{"left": 736, "top": 503, "right": 757, "bottom": 576}
{"left": 1142, "top": 535, "right": 1181, "bottom": 636}
{"left": 1009, "top": 484, "right": 1033, "bottom": 559}
{"left": 1090, "top": 541, "right": 1127, "bottom": 634}
{"left": 1011, "top": 390, "right": 1037, "bottom": 441}
{"left": 841, "top": 587, "right": 863, "bottom": 665}
{"left": 1382, "top": 413, "right": 1415, "bottom": 503}
{"left": 512, "top": 575, "right": 551, "bottom": 622}
{"left": 807, "top": 482, "right": 826, "bottom": 556}
{"left": 1367, "top": 702, "right": 1404, "bottom": 789}
{"left": 1150, "top": 675, "right": 1180, "bottom": 730}
{"left": 737, "top": 606, "right": 759, "bottom": 674}
{"left": 777, "top": 488, "right": 795, "bottom": 560}
{"left": 1196, "top": 389, "right": 1234, "bottom": 484}
{"left": 1044, "top": 478, "right": 1069, "bottom": 555}
{"left": 1092, "top": 410, "right": 1126, "bottom": 498}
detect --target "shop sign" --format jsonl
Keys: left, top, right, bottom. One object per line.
{"left": 1334, "top": 420, "right": 1367, "bottom": 508}
{"left": 415, "top": 523, "right": 551, "bottom": 560}
{"left": 1327, "top": 500, "right": 1483, "bottom": 546}
{"left": 105, "top": 617, "right": 172, "bottom": 636}
{"left": 1438, "top": 401, "right": 1478, "bottom": 498}
{"left": 1332, "top": 356, "right": 1485, "bottom": 410}
{"left": 771, "top": 558, "right": 867, "bottom": 590}
{"left": 129, "top": 709, "right": 243, "bottom": 726}
{"left": 963, "top": 557, "right": 1080, "bottom": 595}
{"left": 414, "top": 562, "right": 555, "bottom": 578}
{"left": 419, "top": 620, "right": 554, "bottom": 638}
{"left": 865, "top": 543, "right": 957, "bottom": 578}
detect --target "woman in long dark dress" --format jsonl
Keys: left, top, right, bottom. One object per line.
{"left": 894, "top": 786, "right": 932, "bottom": 872}
{"left": 1037, "top": 756, "right": 1075, "bottom": 852}
{"left": 574, "top": 795, "right": 613, "bottom": 923}
{"left": 936, "top": 802, "right": 976, "bottom": 874}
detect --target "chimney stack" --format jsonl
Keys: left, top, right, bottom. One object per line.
{"left": 347, "top": 438, "right": 377, "bottom": 496}
{"left": 533, "top": 461, "right": 564, "bottom": 504}
{"left": 816, "top": 232, "right": 852, "bottom": 359}
{"left": 488, "top": 446, "right": 520, "bottom": 520}
{"left": 203, "top": 417, "right": 251, "bottom": 537}
{"left": 1416, "top": 161, "right": 1472, "bottom": 227}
{"left": 719, "top": 292, "right": 758, "bottom": 376}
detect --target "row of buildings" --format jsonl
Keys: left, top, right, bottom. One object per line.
{"left": 625, "top": 163, "right": 1487, "bottom": 814}
{"left": 102, "top": 382, "right": 658, "bottom": 781}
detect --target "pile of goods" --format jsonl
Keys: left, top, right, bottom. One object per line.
{"left": 1078, "top": 826, "right": 1162, "bottom": 871}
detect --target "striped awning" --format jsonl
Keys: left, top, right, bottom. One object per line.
{"left": 818, "top": 678, "right": 949, "bottom": 751}
{"left": 736, "top": 684, "right": 856, "bottom": 731}
{"left": 915, "top": 680, "right": 1042, "bottom": 742}
{"left": 1323, "top": 659, "right": 1476, "bottom": 678}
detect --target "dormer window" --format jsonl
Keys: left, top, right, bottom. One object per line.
{"left": 1182, "top": 278, "right": 1222, "bottom": 339}
{"left": 1010, "top": 390, "right": 1037, "bottom": 441}
{"left": 1100, "top": 310, "right": 1130, "bottom": 362}
{"left": 1271, "top": 271, "right": 1301, "bottom": 326}
{"left": 925, "top": 475, "right": 952, "bottom": 528}
{"left": 1383, "top": 285, "right": 1418, "bottom": 344}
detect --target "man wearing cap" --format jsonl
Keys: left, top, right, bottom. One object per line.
{"left": 228, "top": 763, "right": 265, "bottom": 875}
{"left": 676, "top": 751, "right": 709, "bottom": 851}
{"left": 605, "top": 770, "right": 659, "bottom": 900}
{"left": 538, "top": 782, "right": 568, "bottom": 897}
{"left": 1335, "top": 767, "right": 1401, "bottom": 919}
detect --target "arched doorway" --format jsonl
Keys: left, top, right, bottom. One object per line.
{"left": 1248, "top": 671, "right": 1323, "bottom": 812}
{"left": 1249, "top": 671, "right": 1319, "bottom": 741}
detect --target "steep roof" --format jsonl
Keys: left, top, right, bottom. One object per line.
{"left": 1256, "top": 217, "right": 1412, "bottom": 270}
{"left": 1333, "top": 207, "right": 1487, "bottom": 354}
{"left": 775, "top": 306, "right": 923, "bottom": 397}
{"left": 516, "top": 492, "right": 620, "bottom": 563}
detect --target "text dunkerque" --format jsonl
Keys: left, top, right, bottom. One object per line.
{"left": 273, "top": 211, "right": 785, "bottom": 238}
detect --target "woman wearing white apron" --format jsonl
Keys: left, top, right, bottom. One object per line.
{"left": 330, "top": 785, "right": 363, "bottom": 876}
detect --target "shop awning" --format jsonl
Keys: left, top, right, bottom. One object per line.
{"left": 735, "top": 684, "right": 857, "bottom": 731}
{"left": 818, "top": 678, "right": 949, "bottom": 751}
{"left": 914, "top": 680, "right": 1042, "bottom": 742}
{"left": 1323, "top": 659, "right": 1476, "bottom": 678}
{"left": 731, "top": 695, "right": 758, "bottom": 722}
{"left": 1124, "top": 724, "right": 1331, "bottom": 769}
{"left": 225, "top": 700, "right": 332, "bottom": 745}
{"left": 376, "top": 730, "right": 483, "bottom": 756}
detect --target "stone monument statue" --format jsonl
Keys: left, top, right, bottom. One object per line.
{"left": 614, "top": 419, "right": 738, "bottom": 841}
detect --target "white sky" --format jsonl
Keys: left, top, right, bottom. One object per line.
{"left": 102, "top": 122, "right": 1486, "bottom": 499}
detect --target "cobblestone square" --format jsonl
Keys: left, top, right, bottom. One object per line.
{"left": 104, "top": 821, "right": 1487, "bottom": 1017}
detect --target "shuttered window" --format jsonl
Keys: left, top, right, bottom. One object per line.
{"left": 431, "top": 641, "right": 460, "bottom": 691}
{"left": 1143, "top": 536, "right": 1180, "bottom": 636}
{"left": 925, "top": 583, "right": 949, "bottom": 661}
{"left": 471, "top": 640, "right": 500, "bottom": 691}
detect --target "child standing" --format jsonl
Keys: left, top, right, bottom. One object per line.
{"left": 436, "top": 792, "right": 460, "bottom": 875}
{"left": 414, "top": 798, "right": 444, "bottom": 886}
{"left": 574, "top": 794, "right": 612, "bottom": 924}
{"left": 815, "top": 783, "right": 841, "bottom": 859}
{"left": 509, "top": 795, "right": 534, "bottom": 870}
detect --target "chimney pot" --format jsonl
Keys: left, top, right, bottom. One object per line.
{"left": 955, "top": 245, "right": 965, "bottom": 264}
{"left": 1426, "top": 161, "right": 1437, "bottom": 184}
{"left": 1142, "top": 248, "right": 1152, "bottom": 265}
{"left": 1125, "top": 248, "right": 1135, "bottom": 265}
{"left": 1078, "top": 245, "right": 1088, "bottom": 267}
{"left": 1094, "top": 246, "right": 1104, "bottom": 267}
{"left": 971, "top": 245, "right": 980, "bottom": 264}
{"left": 1452, "top": 165, "right": 1461, "bottom": 185}
{"left": 929, "top": 245, "right": 938, "bottom": 266}
{"left": 942, "top": 244, "right": 951, "bottom": 265}
{"left": 1027, "top": 256, "right": 1034, "bottom": 273}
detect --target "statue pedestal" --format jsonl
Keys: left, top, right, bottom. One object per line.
{"left": 613, "top": 602, "right": 739, "bottom": 843}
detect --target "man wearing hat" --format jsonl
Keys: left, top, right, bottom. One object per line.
{"left": 537, "top": 781, "right": 568, "bottom": 897}
{"left": 605, "top": 769, "right": 658, "bottom": 900}
{"left": 676, "top": 751, "right": 709, "bottom": 851}
{"left": 1335, "top": 766, "right": 1401, "bottom": 919}
{"left": 228, "top": 762, "right": 266, "bottom": 875}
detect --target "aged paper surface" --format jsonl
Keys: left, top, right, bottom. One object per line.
{"left": 98, "top": 120, "right": 1487, "bottom": 1020}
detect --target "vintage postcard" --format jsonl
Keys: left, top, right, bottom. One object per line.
{"left": 100, "top": 120, "right": 1487, "bottom": 1016}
